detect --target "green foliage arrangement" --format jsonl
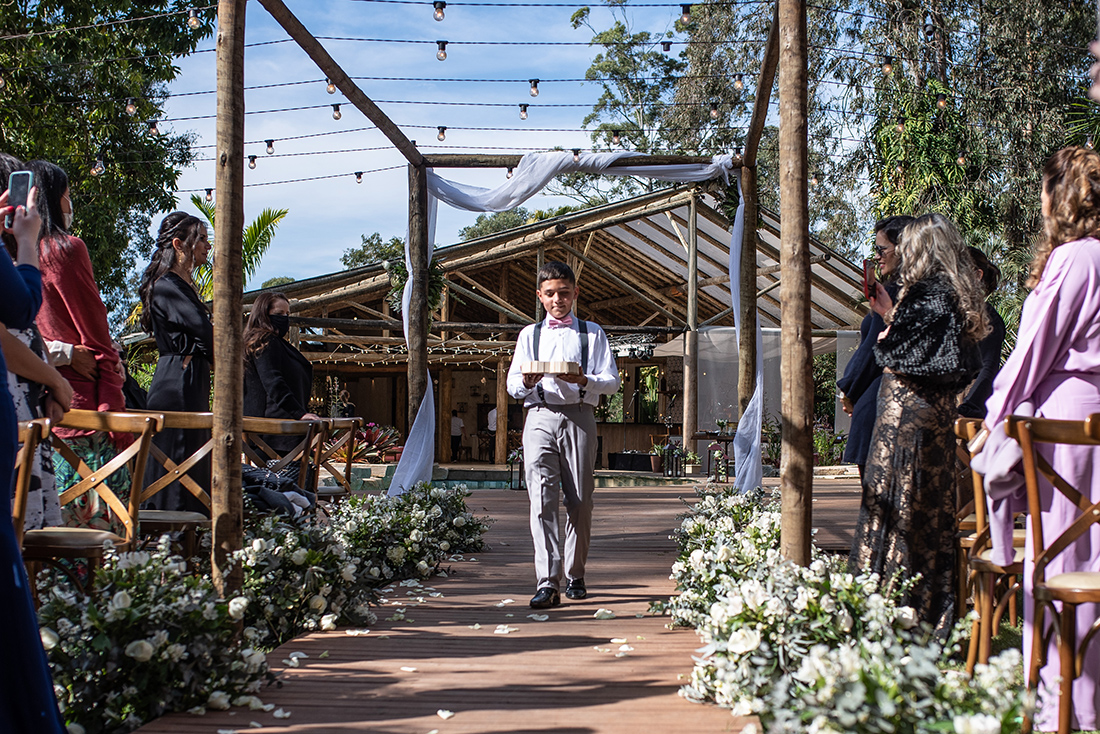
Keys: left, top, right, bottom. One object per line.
{"left": 327, "top": 423, "right": 403, "bottom": 464}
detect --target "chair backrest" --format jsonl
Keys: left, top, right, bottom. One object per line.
{"left": 319, "top": 417, "right": 361, "bottom": 492}
{"left": 51, "top": 410, "right": 163, "bottom": 544}
{"left": 12, "top": 418, "right": 51, "bottom": 545}
{"left": 954, "top": 417, "right": 986, "bottom": 530}
{"left": 1005, "top": 414, "right": 1100, "bottom": 583}
{"left": 136, "top": 410, "right": 214, "bottom": 510}
{"left": 241, "top": 417, "right": 325, "bottom": 492}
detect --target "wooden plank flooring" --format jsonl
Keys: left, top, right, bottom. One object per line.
{"left": 136, "top": 479, "right": 860, "bottom": 734}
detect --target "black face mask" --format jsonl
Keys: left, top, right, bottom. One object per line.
{"left": 269, "top": 313, "right": 290, "bottom": 337}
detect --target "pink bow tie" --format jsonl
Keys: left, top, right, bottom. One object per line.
{"left": 547, "top": 315, "right": 573, "bottom": 329}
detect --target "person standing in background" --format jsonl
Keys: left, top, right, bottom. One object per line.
{"left": 450, "top": 409, "right": 465, "bottom": 460}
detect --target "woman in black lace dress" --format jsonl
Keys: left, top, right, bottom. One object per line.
{"left": 848, "top": 213, "right": 990, "bottom": 636}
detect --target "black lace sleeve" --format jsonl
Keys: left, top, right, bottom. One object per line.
{"left": 873, "top": 276, "right": 981, "bottom": 389}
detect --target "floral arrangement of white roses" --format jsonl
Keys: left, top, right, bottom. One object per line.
{"left": 663, "top": 484, "right": 1030, "bottom": 733}
{"left": 37, "top": 538, "right": 272, "bottom": 734}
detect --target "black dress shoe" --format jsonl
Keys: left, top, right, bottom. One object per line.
{"left": 565, "top": 578, "right": 587, "bottom": 599}
{"left": 529, "top": 588, "right": 561, "bottom": 608}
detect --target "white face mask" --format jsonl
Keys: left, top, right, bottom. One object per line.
{"left": 62, "top": 209, "right": 73, "bottom": 230}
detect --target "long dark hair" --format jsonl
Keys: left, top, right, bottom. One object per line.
{"left": 139, "top": 211, "right": 207, "bottom": 333}
{"left": 244, "top": 291, "right": 289, "bottom": 357}
{"left": 27, "top": 160, "right": 69, "bottom": 256}
{"left": 0, "top": 152, "right": 25, "bottom": 258}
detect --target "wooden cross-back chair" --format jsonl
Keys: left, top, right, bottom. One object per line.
{"left": 954, "top": 417, "right": 1024, "bottom": 676}
{"left": 315, "top": 416, "right": 361, "bottom": 504}
{"left": 20, "top": 410, "right": 162, "bottom": 595}
{"left": 12, "top": 418, "right": 51, "bottom": 547}
{"left": 136, "top": 410, "right": 214, "bottom": 557}
{"left": 241, "top": 416, "right": 326, "bottom": 494}
{"left": 1006, "top": 414, "right": 1100, "bottom": 734}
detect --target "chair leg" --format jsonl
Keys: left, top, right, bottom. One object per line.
{"left": 966, "top": 571, "right": 983, "bottom": 676}
{"left": 1023, "top": 603, "right": 1047, "bottom": 734}
{"left": 1058, "top": 604, "right": 1076, "bottom": 734}
{"left": 978, "top": 571, "right": 995, "bottom": 665}
{"left": 1009, "top": 577, "right": 1018, "bottom": 627}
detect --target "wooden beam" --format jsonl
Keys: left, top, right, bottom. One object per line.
{"left": 257, "top": 0, "right": 423, "bottom": 166}
{"left": 740, "top": 161, "right": 758, "bottom": 421}
{"left": 684, "top": 194, "right": 699, "bottom": 457}
{"left": 744, "top": 2, "right": 780, "bottom": 167}
{"left": 290, "top": 315, "right": 680, "bottom": 334}
{"left": 557, "top": 242, "right": 685, "bottom": 325}
{"left": 211, "top": 0, "right": 247, "bottom": 598}
{"left": 421, "top": 153, "right": 727, "bottom": 169}
{"left": 778, "top": 0, "right": 812, "bottom": 566}
{"left": 450, "top": 272, "right": 534, "bottom": 323}
{"left": 407, "top": 163, "right": 430, "bottom": 432}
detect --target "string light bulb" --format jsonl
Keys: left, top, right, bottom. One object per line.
{"left": 332, "top": 103, "right": 342, "bottom": 120}
{"left": 661, "top": 41, "right": 671, "bottom": 52}
{"left": 895, "top": 116, "right": 905, "bottom": 133}
{"left": 733, "top": 74, "right": 744, "bottom": 91}
{"left": 433, "top": 0, "right": 446, "bottom": 21}
{"left": 612, "top": 130, "right": 621, "bottom": 145}
{"left": 529, "top": 79, "right": 539, "bottom": 97}
{"left": 572, "top": 148, "right": 580, "bottom": 163}
{"left": 956, "top": 151, "right": 967, "bottom": 166}
{"left": 1088, "top": 136, "right": 1095, "bottom": 150}
{"left": 437, "top": 126, "right": 447, "bottom": 141}
{"left": 265, "top": 139, "right": 275, "bottom": 154}
{"left": 680, "top": 4, "right": 692, "bottom": 23}
{"left": 0, "top": 72, "right": 6, "bottom": 91}
{"left": 326, "top": 78, "right": 336, "bottom": 94}
{"left": 709, "top": 102, "right": 719, "bottom": 120}
{"left": 810, "top": 172, "right": 820, "bottom": 187}
{"left": 187, "top": 8, "right": 201, "bottom": 29}
{"left": 148, "top": 120, "right": 160, "bottom": 135}
{"left": 90, "top": 157, "right": 105, "bottom": 176}
{"left": 936, "top": 93, "right": 947, "bottom": 109}
{"left": 125, "top": 97, "right": 137, "bottom": 116}
{"left": 519, "top": 103, "right": 528, "bottom": 120}
{"left": 355, "top": 171, "right": 363, "bottom": 183}
{"left": 436, "top": 41, "right": 448, "bottom": 61}
{"left": 506, "top": 167, "right": 513, "bottom": 179}
{"left": 734, "top": 145, "right": 742, "bottom": 158}
{"left": 882, "top": 55, "right": 894, "bottom": 75}
{"left": 248, "top": 155, "right": 257, "bottom": 169}
{"left": 205, "top": 188, "right": 213, "bottom": 202}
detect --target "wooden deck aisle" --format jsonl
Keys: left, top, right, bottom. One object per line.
{"left": 137, "top": 479, "right": 861, "bottom": 734}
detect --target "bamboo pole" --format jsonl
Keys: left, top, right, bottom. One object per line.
{"left": 684, "top": 194, "right": 699, "bottom": 456}
{"left": 407, "top": 164, "right": 430, "bottom": 433}
{"left": 778, "top": 0, "right": 812, "bottom": 566}
{"left": 211, "top": 0, "right": 247, "bottom": 597}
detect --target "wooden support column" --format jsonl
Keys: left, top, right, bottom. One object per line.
{"left": 738, "top": 167, "right": 758, "bottom": 418}
{"left": 778, "top": 0, "right": 812, "bottom": 566}
{"left": 211, "top": 0, "right": 247, "bottom": 597}
{"left": 535, "top": 246, "right": 545, "bottom": 322}
{"left": 495, "top": 358, "right": 508, "bottom": 463}
{"left": 439, "top": 366, "right": 453, "bottom": 462}
{"left": 407, "top": 164, "right": 430, "bottom": 434}
{"left": 682, "top": 193, "right": 699, "bottom": 451}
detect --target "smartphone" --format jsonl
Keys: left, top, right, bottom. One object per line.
{"left": 862, "top": 258, "right": 877, "bottom": 300}
{"left": 5, "top": 170, "right": 33, "bottom": 229}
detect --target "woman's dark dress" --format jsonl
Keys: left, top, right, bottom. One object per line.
{"left": 0, "top": 252, "right": 65, "bottom": 733}
{"left": 143, "top": 272, "right": 214, "bottom": 515}
{"left": 838, "top": 282, "right": 900, "bottom": 468}
{"left": 244, "top": 333, "right": 313, "bottom": 455}
{"left": 957, "top": 303, "right": 1006, "bottom": 418}
{"left": 848, "top": 275, "right": 981, "bottom": 637}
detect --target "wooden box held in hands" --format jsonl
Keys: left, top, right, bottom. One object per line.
{"left": 521, "top": 361, "right": 581, "bottom": 376}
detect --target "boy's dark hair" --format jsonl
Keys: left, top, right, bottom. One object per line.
{"left": 874, "top": 215, "right": 915, "bottom": 246}
{"left": 968, "top": 245, "right": 1001, "bottom": 297}
{"left": 537, "top": 261, "right": 576, "bottom": 288}
{"left": 451, "top": 409, "right": 458, "bottom": 416}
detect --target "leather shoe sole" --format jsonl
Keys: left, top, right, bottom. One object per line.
{"left": 565, "top": 580, "right": 587, "bottom": 599}
{"left": 529, "top": 588, "right": 561, "bottom": 608}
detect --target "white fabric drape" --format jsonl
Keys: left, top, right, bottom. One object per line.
{"left": 727, "top": 170, "right": 764, "bottom": 493}
{"left": 388, "top": 151, "right": 735, "bottom": 495}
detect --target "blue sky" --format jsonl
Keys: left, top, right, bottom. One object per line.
{"left": 162, "top": 0, "right": 688, "bottom": 288}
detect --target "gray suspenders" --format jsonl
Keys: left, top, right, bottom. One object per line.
{"left": 532, "top": 319, "right": 589, "bottom": 404}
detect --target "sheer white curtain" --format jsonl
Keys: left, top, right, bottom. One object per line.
{"left": 388, "top": 151, "right": 736, "bottom": 495}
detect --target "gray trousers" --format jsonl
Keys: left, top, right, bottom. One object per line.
{"left": 522, "top": 403, "right": 597, "bottom": 591}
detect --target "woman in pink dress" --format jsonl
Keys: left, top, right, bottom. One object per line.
{"left": 982, "top": 146, "right": 1100, "bottom": 731}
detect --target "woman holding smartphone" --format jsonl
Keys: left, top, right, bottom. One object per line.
{"left": 139, "top": 211, "right": 214, "bottom": 514}
{"left": 0, "top": 157, "right": 66, "bottom": 733}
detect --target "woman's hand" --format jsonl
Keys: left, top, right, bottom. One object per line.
{"left": 301, "top": 412, "right": 322, "bottom": 421}
{"left": 869, "top": 281, "right": 893, "bottom": 318}
{"left": 840, "top": 394, "right": 853, "bottom": 416}
{"left": 70, "top": 344, "right": 100, "bottom": 380}
{"left": 1, "top": 186, "right": 42, "bottom": 266}
{"left": 45, "top": 395, "right": 66, "bottom": 423}
{"left": 47, "top": 369, "right": 74, "bottom": 412}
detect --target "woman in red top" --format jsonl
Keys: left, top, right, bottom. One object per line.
{"left": 29, "top": 160, "right": 128, "bottom": 531}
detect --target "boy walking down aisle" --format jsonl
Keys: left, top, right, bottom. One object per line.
{"left": 507, "top": 262, "right": 620, "bottom": 609}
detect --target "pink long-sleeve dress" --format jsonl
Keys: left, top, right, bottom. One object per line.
{"left": 983, "top": 236, "right": 1100, "bottom": 732}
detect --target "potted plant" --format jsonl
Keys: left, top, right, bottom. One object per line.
{"left": 682, "top": 448, "right": 701, "bottom": 476}
{"left": 649, "top": 443, "right": 664, "bottom": 473}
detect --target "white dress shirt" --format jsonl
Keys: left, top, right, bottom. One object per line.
{"left": 507, "top": 314, "right": 620, "bottom": 407}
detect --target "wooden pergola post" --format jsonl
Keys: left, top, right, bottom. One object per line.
{"left": 777, "top": 0, "right": 813, "bottom": 566}
{"left": 495, "top": 358, "right": 508, "bottom": 463}
{"left": 407, "top": 163, "right": 430, "bottom": 432}
{"left": 683, "top": 193, "right": 699, "bottom": 452}
{"left": 211, "top": 0, "right": 248, "bottom": 596}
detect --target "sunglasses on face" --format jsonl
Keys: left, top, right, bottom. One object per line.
{"left": 873, "top": 245, "right": 892, "bottom": 257}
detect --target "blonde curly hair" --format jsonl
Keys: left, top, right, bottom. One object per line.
{"left": 893, "top": 213, "right": 990, "bottom": 342}
{"left": 1029, "top": 146, "right": 1100, "bottom": 288}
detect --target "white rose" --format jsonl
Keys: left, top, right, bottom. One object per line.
{"left": 124, "top": 640, "right": 155, "bottom": 663}
{"left": 439, "top": 540, "right": 450, "bottom": 552}
{"left": 410, "top": 529, "right": 423, "bottom": 542}
{"left": 40, "top": 628, "right": 59, "bottom": 651}
{"left": 207, "top": 690, "right": 231, "bottom": 710}
{"left": 727, "top": 627, "right": 762, "bottom": 655}
{"left": 453, "top": 516, "right": 467, "bottom": 528}
{"left": 837, "top": 609, "right": 853, "bottom": 633}
{"left": 251, "top": 538, "right": 266, "bottom": 553}
{"left": 417, "top": 560, "right": 429, "bottom": 573}
{"left": 66, "top": 724, "right": 86, "bottom": 734}
{"left": 341, "top": 564, "right": 357, "bottom": 582}
{"left": 953, "top": 714, "right": 1001, "bottom": 734}
{"left": 321, "top": 614, "right": 338, "bottom": 631}
{"left": 715, "top": 545, "right": 734, "bottom": 563}
{"left": 228, "top": 596, "right": 249, "bottom": 621}
{"left": 369, "top": 566, "right": 381, "bottom": 578}
{"left": 309, "top": 594, "right": 328, "bottom": 612}
{"left": 820, "top": 595, "right": 836, "bottom": 613}
{"left": 896, "top": 606, "right": 918, "bottom": 629}
{"left": 291, "top": 548, "right": 308, "bottom": 565}
{"left": 109, "top": 590, "right": 132, "bottom": 611}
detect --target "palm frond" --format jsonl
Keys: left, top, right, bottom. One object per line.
{"left": 242, "top": 208, "right": 289, "bottom": 279}
{"left": 190, "top": 194, "right": 216, "bottom": 227}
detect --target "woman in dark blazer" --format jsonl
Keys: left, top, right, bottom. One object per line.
{"left": 243, "top": 292, "right": 320, "bottom": 454}
{"left": 837, "top": 215, "right": 912, "bottom": 479}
